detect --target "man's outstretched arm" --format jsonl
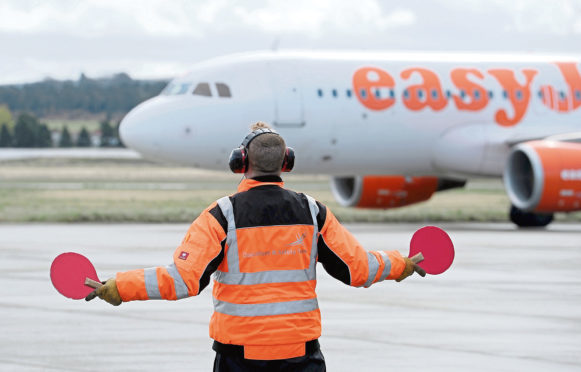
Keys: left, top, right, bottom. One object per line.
{"left": 86, "top": 202, "right": 227, "bottom": 305}
{"left": 316, "top": 203, "right": 425, "bottom": 287}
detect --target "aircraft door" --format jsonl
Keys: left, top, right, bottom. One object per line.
{"left": 268, "top": 62, "right": 305, "bottom": 127}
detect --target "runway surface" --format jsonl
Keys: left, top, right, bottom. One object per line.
{"left": 0, "top": 222, "right": 580, "bottom": 371}
{"left": 0, "top": 148, "right": 141, "bottom": 161}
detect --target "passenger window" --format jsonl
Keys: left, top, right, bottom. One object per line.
{"left": 576, "top": 90, "right": 581, "bottom": 100}
{"left": 360, "top": 89, "right": 367, "bottom": 99}
{"left": 403, "top": 89, "right": 409, "bottom": 99}
{"left": 193, "top": 83, "right": 212, "bottom": 97}
{"left": 374, "top": 89, "right": 381, "bottom": 98}
{"left": 446, "top": 90, "right": 452, "bottom": 99}
{"left": 516, "top": 89, "right": 523, "bottom": 101}
{"left": 460, "top": 90, "right": 466, "bottom": 99}
{"left": 474, "top": 89, "right": 480, "bottom": 100}
{"left": 431, "top": 89, "right": 438, "bottom": 99}
{"left": 317, "top": 89, "right": 323, "bottom": 97}
{"left": 390, "top": 89, "right": 395, "bottom": 99}
{"left": 488, "top": 90, "right": 494, "bottom": 99}
{"left": 332, "top": 89, "right": 338, "bottom": 98}
{"left": 346, "top": 89, "right": 352, "bottom": 98}
{"left": 417, "top": 89, "right": 424, "bottom": 99}
{"left": 216, "top": 83, "right": 231, "bottom": 98}
{"left": 560, "top": 91, "right": 566, "bottom": 101}
{"left": 502, "top": 90, "right": 508, "bottom": 99}
{"left": 538, "top": 90, "right": 544, "bottom": 99}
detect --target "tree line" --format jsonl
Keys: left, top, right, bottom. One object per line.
{"left": 0, "top": 113, "right": 123, "bottom": 148}
{"left": 0, "top": 73, "right": 168, "bottom": 117}
{"left": 0, "top": 72, "right": 169, "bottom": 148}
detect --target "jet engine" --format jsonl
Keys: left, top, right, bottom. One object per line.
{"left": 504, "top": 140, "right": 581, "bottom": 213}
{"left": 330, "top": 175, "right": 464, "bottom": 208}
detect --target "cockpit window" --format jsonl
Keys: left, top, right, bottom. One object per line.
{"left": 193, "top": 83, "right": 212, "bottom": 97}
{"left": 216, "top": 83, "right": 231, "bottom": 98}
{"left": 162, "top": 82, "right": 191, "bottom": 96}
{"left": 176, "top": 83, "right": 190, "bottom": 94}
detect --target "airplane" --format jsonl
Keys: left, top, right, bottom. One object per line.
{"left": 118, "top": 50, "right": 581, "bottom": 227}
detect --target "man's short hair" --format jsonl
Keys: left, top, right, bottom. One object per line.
{"left": 248, "top": 122, "right": 286, "bottom": 174}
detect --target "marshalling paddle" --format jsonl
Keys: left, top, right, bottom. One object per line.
{"left": 408, "top": 226, "right": 455, "bottom": 275}
{"left": 50, "top": 252, "right": 102, "bottom": 300}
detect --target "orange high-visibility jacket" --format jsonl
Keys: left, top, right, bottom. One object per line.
{"left": 116, "top": 176, "right": 406, "bottom": 360}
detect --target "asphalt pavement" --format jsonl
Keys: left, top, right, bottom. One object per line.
{"left": 0, "top": 222, "right": 580, "bottom": 371}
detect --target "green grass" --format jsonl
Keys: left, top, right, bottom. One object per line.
{"left": 0, "top": 189, "right": 220, "bottom": 222}
{"left": 1, "top": 157, "right": 580, "bottom": 223}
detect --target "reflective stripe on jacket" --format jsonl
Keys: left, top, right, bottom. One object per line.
{"left": 115, "top": 176, "right": 406, "bottom": 360}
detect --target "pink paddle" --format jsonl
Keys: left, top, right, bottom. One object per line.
{"left": 50, "top": 252, "right": 103, "bottom": 299}
{"left": 409, "top": 226, "right": 455, "bottom": 275}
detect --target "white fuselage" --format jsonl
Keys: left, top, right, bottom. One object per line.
{"left": 119, "top": 51, "right": 581, "bottom": 178}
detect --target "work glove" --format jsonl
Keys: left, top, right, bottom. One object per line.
{"left": 396, "top": 257, "right": 426, "bottom": 282}
{"left": 85, "top": 278, "right": 122, "bottom": 306}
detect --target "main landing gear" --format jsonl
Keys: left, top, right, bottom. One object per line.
{"left": 509, "top": 205, "right": 554, "bottom": 228}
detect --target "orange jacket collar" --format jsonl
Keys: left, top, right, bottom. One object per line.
{"left": 237, "top": 178, "right": 284, "bottom": 193}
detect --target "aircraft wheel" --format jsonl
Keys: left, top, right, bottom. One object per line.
{"left": 509, "top": 205, "right": 554, "bottom": 228}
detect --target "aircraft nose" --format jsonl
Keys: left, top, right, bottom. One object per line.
{"left": 119, "top": 99, "right": 164, "bottom": 157}
{"left": 119, "top": 110, "right": 143, "bottom": 150}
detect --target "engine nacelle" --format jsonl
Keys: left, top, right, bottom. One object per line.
{"left": 504, "top": 140, "right": 581, "bottom": 212}
{"left": 330, "top": 176, "right": 439, "bottom": 208}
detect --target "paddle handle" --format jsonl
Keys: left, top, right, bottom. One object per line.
{"left": 84, "top": 278, "right": 103, "bottom": 289}
{"left": 410, "top": 252, "right": 424, "bottom": 264}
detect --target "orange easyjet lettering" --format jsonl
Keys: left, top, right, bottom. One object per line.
{"left": 400, "top": 68, "right": 447, "bottom": 111}
{"left": 556, "top": 62, "right": 581, "bottom": 111}
{"left": 450, "top": 68, "right": 488, "bottom": 111}
{"left": 542, "top": 84, "right": 569, "bottom": 112}
{"left": 353, "top": 67, "right": 395, "bottom": 110}
{"left": 540, "top": 85, "right": 556, "bottom": 110}
{"left": 487, "top": 68, "right": 537, "bottom": 127}
{"left": 351, "top": 64, "right": 581, "bottom": 127}
{"left": 541, "top": 62, "right": 581, "bottom": 112}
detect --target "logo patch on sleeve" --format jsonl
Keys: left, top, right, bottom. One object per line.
{"left": 178, "top": 251, "right": 189, "bottom": 260}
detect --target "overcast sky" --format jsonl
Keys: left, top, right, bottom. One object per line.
{"left": 2, "top": 0, "right": 581, "bottom": 84}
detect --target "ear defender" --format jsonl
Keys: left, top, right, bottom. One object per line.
{"left": 281, "top": 147, "right": 295, "bottom": 172}
{"left": 228, "top": 147, "right": 248, "bottom": 173}
{"left": 228, "top": 129, "right": 295, "bottom": 173}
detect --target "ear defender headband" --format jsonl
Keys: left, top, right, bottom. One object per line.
{"left": 228, "top": 128, "right": 295, "bottom": 173}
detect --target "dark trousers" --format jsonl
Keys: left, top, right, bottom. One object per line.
{"left": 212, "top": 341, "right": 326, "bottom": 372}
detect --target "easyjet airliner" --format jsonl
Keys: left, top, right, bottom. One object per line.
{"left": 119, "top": 51, "right": 581, "bottom": 227}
